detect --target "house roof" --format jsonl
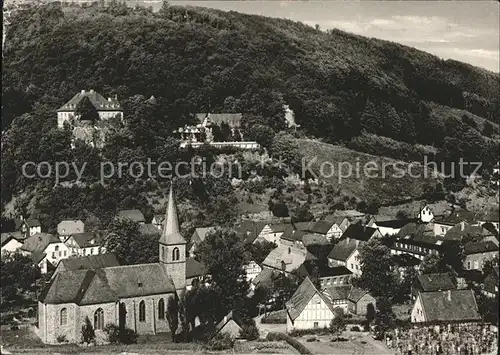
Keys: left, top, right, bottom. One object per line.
{"left": 444, "top": 223, "right": 492, "bottom": 241}
{"left": 309, "top": 220, "right": 335, "bottom": 234}
{"left": 235, "top": 220, "right": 267, "bottom": 244}
{"left": 434, "top": 210, "right": 477, "bottom": 225}
{"left": 139, "top": 224, "right": 161, "bottom": 236}
{"left": 325, "top": 285, "right": 351, "bottom": 301}
{"left": 418, "top": 289, "right": 481, "bottom": 323}
{"left": 215, "top": 310, "right": 245, "bottom": 334}
{"left": 68, "top": 232, "right": 102, "bottom": 248}
{"left": 416, "top": 273, "right": 456, "bottom": 292}
{"left": 262, "top": 245, "right": 305, "bottom": 273}
{"left": 397, "top": 222, "right": 434, "bottom": 238}
{"left": 252, "top": 268, "right": 277, "bottom": 287}
{"left": 479, "top": 211, "right": 499, "bottom": 223}
{"left": 153, "top": 214, "right": 165, "bottom": 224}
{"left": 342, "top": 224, "right": 378, "bottom": 242}
{"left": 57, "top": 90, "right": 122, "bottom": 112}
{"left": 463, "top": 241, "right": 499, "bottom": 255}
{"left": 286, "top": 277, "right": 335, "bottom": 321}
{"left": 391, "top": 253, "right": 421, "bottom": 267}
{"left": 40, "top": 263, "right": 176, "bottom": 305}
{"left": 24, "top": 218, "right": 41, "bottom": 228}
{"left": 1, "top": 231, "right": 25, "bottom": 246}
{"left": 298, "top": 262, "right": 352, "bottom": 279}
{"left": 56, "top": 253, "right": 120, "bottom": 272}
{"left": 293, "top": 222, "right": 315, "bottom": 231}
{"left": 20, "top": 233, "right": 59, "bottom": 253}
{"left": 186, "top": 257, "right": 206, "bottom": 279}
{"left": 32, "top": 251, "right": 48, "bottom": 265}
{"left": 191, "top": 227, "right": 216, "bottom": 244}
{"left": 302, "top": 233, "right": 329, "bottom": 247}
{"left": 117, "top": 209, "right": 146, "bottom": 223}
{"left": 159, "top": 186, "right": 185, "bottom": 245}
{"left": 281, "top": 229, "right": 307, "bottom": 242}
{"left": 375, "top": 219, "right": 415, "bottom": 229}
{"left": 324, "top": 215, "right": 348, "bottom": 225}
{"left": 14, "top": 219, "right": 24, "bottom": 231}
{"left": 328, "top": 239, "right": 358, "bottom": 262}
{"left": 57, "top": 220, "right": 84, "bottom": 236}
{"left": 348, "top": 287, "right": 371, "bottom": 303}
{"left": 195, "top": 113, "right": 242, "bottom": 127}
{"left": 270, "top": 223, "right": 293, "bottom": 233}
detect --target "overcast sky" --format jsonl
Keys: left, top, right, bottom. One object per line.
{"left": 168, "top": 0, "right": 499, "bottom": 72}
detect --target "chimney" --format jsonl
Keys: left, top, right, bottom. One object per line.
{"left": 81, "top": 89, "right": 85, "bottom": 94}
{"left": 447, "top": 290, "right": 451, "bottom": 301}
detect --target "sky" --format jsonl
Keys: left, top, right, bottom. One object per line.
{"left": 165, "top": 0, "right": 500, "bottom": 72}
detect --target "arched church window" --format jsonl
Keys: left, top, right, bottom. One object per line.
{"left": 94, "top": 308, "right": 104, "bottom": 330}
{"left": 172, "top": 247, "right": 180, "bottom": 261}
{"left": 158, "top": 299, "right": 165, "bottom": 319}
{"left": 139, "top": 301, "right": 146, "bottom": 322}
{"left": 60, "top": 308, "right": 68, "bottom": 325}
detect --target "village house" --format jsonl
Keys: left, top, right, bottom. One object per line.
{"left": 262, "top": 244, "right": 306, "bottom": 274}
{"left": 214, "top": 311, "right": 245, "bottom": 339}
{"left": 251, "top": 268, "right": 277, "bottom": 291}
{"left": 243, "top": 260, "right": 262, "bottom": 283}
{"left": 138, "top": 224, "right": 161, "bottom": 237}
{"left": 477, "top": 211, "right": 500, "bottom": 232}
{"left": 297, "top": 262, "right": 352, "bottom": 289}
{"left": 190, "top": 227, "right": 216, "bottom": 256}
{"left": 235, "top": 220, "right": 267, "bottom": 244}
{"left": 327, "top": 239, "right": 360, "bottom": 275}
{"left": 411, "top": 289, "right": 481, "bottom": 324}
{"left": 64, "top": 232, "right": 105, "bottom": 257}
{"left": 32, "top": 252, "right": 55, "bottom": 275}
{"left": 20, "top": 233, "right": 70, "bottom": 274}
{"left": 116, "top": 209, "right": 146, "bottom": 224}
{"left": 308, "top": 220, "right": 345, "bottom": 242}
{"left": 151, "top": 214, "right": 165, "bottom": 230}
{"left": 463, "top": 240, "right": 499, "bottom": 271}
{"left": 347, "top": 287, "right": 376, "bottom": 316}
{"left": 280, "top": 229, "right": 308, "bottom": 250}
{"left": 324, "top": 215, "right": 351, "bottom": 233}
{"left": 175, "top": 113, "right": 243, "bottom": 144}
{"left": 37, "top": 186, "right": 204, "bottom": 344}
{"left": 286, "top": 277, "right": 337, "bottom": 332}
{"left": 185, "top": 257, "right": 207, "bottom": 291}
{"left": 482, "top": 266, "right": 499, "bottom": 298}
{"left": 57, "top": 220, "right": 85, "bottom": 242}
{"left": 56, "top": 89, "right": 123, "bottom": 129}
{"left": 433, "top": 210, "right": 477, "bottom": 237}
{"left": 417, "top": 205, "right": 435, "bottom": 223}
{"left": 20, "top": 218, "right": 42, "bottom": 238}
{"left": 1, "top": 231, "right": 26, "bottom": 253}
{"left": 324, "top": 285, "right": 351, "bottom": 314}
{"left": 411, "top": 273, "right": 456, "bottom": 300}
{"left": 52, "top": 253, "right": 120, "bottom": 279}
{"left": 258, "top": 223, "right": 292, "bottom": 245}
{"left": 372, "top": 218, "right": 414, "bottom": 237}
{"left": 444, "top": 222, "right": 492, "bottom": 241}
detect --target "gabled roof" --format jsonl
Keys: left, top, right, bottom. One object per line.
{"left": 215, "top": 310, "right": 245, "bottom": 334}
{"left": 24, "top": 218, "right": 41, "bottom": 228}
{"left": 302, "top": 233, "right": 329, "bottom": 247}
{"left": 117, "top": 209, "right": 145, "bottom": 223}
{"left": 1, "top": 231, "right": 25, "bottom": 246}
{"left": 434, "top": 210, "right": 477, "bottom": 225}
{"left": 309, "top": 220, "right": 335, "bottom": 234}
{"left": 463, "top": 241, "right": 499, "bottom": 255}
{"left": 252, "top": 268, "right": 277, "bottom": 287}
{"left": 286, "top": 277, "right": 335, "bottom": 321}
{"left": 479, "top": 211, "right": 499, "bottom": 223}
{"left": 444, "top": 223, "right": 492, "bottom": 241}
{"left": 186, "top": 257, "right": 206, "bottom": 279}
{"left": 375, "top": 219, "right": 415, "bottom": 229}
{"left": 418, "top": 290, "right": 481, "bottom": 323}
{"left": 325, "top": 285, "right": 351, "bottom": 301}
{"left": 416, "top": 273, "right": 456, "bottom": 292}
{"left": 298, "top": 262, "right": 352, "bottom": 279}
{"left": 57, "top": 90, "right": 122, "bottom": 112}
{"left": 41, "top": 263, "right": 176, "bottom": 305}
{"left": 67, "top": 232, "right": 102, "bottom": 248}
{"left": 153, "top": 214, "right": 165, "bottom": 224}
{"left": 341, "top": 224, "right": 378, "bottom": 242}
{"left": 159, "top": 186, "right": 185, "bottom": 245}
{"left": 293, "top": 222, "right": 315, "bottom": 231}
{"left": 20, "top": 233, "right": 60, "bottom": 253}
{"left": 235, "top": 220, "right": 267, "bottom": 244}
{"left": 56, "top": 253, "right": 120, "bottom": 273}
{"left": 348, "top": 287, "right": 371, "bottom": 303}
{"left": 270, "top": 223, "right": 293, "bottom": 233}
{"left": 324, "top": 215, "right": 349, "bottom": 225}
{"left": 32, "top": 251, "right": 48, "bottom": 265}
{"left": 328, "top": 239, "right": 358, "bottom": 262}
{"left": 262, "top": 245, "right": 305, "bottom": 273}
{"left": 57, "top": 220, "right": 84, "bottom": 236}
{"left": 139, "top": 224, "right": 161, "bottom": 236}
{"left": 281, "top": 229, "right": 307, "bottom": 242}
{"left": 397, "top": 222, "right": 434, "bottom": 238}
{"left": 191, "top": 227, "right": 216, "bottom": 244}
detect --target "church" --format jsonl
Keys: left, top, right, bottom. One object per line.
{"left": 36, "top": 187, "right": 204, "bottom": 344}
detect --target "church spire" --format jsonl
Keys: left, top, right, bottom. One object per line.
{"left": 159, "top": 185, "right": 185, "bottom": 245}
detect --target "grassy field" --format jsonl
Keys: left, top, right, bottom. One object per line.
{"left": 298, "top": 139, "right": 438, "bottom": 204}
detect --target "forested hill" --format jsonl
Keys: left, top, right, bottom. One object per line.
{"left": 2, "top": 2, "right": 499, "bottom": 159}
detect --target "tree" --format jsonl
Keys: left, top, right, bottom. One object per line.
{"left": 81, "top": 316, "right": 96, "bottom": 345}
{"left": 239, "top": 319, "right": 260, "bottom": 340}
{"left": 366, "top": 303, "right": 376, "bottom": 324}
{"left": 248, "top": 240, "right": 277, "bottom": 264}
{"left": 75, "top": 96, "right": 99, "bottom": 123}
{"left": 166, "top": 295, "right": 179, "bottom": 342}
{"left": 195, "top": 229, "right": 250, "bottom": 320}
{"left": 355, "top": 239, "right": 399, "bottom": 299}
{"left": 246, "top": 124, "right": 276, "bottom": 149}
{"left": 104, "top": 218, "right": 159, "bottom": 265}
{"left": 329, "top": 310, "right": 346, "bottom": 338}
{"left": 291, "top": 203, "right": 314, "bottom": 223}
{"left": 269, "top": 132, "right": 302, "bottom": 173}
{"left": 482, "top": 121, "right": 494, "bottom": 137}
{"left": 396, "top": 210, "right": 410, "bottom": 220}
{"left": 374, "top": 297, "right": 396, "bottom": 335}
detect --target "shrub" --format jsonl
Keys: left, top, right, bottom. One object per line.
{"left": 103, "top": 324, "right": 138, "bottom": 344}
{"left": 261, "top": 317, "right": 287, "bottom": 324}
{"left": 306, "top": 337, "right": 317, "bottom": 342}
{"left": 81, "top": 316, "right": 95, "bottom": 345}
{"left": 56, "top": 334, "right": 68, "bottom": 343}
{"left": 207, "top": 332, "right": 234, "bottom": 351}
{"left": 266, "top": 332, "right": 312, "bottom": 354}
{"left": 239, "top": 323, "right": 260, "bottom": 340}
{"left": 289, "top": 328, "right": 329, "bottom": 337}
{"left": 350, "top": 326, "right": 361, "bottom": 332}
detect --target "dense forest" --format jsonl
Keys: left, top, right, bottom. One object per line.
{"left": 1, "top": 1, "right": 499, "bottom": 232}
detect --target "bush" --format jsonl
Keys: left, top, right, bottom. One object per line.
{"left": 350, "top": 326, "right": 361, "bottom": 332}
{"left": 207, "top": 332, "right": 234, "bottom": 351}
{"left": 81, "top": 316, "right": 95, "bottom": 345}
{"left": 261, "top": 317, "right": 287, "bottom": 324}
{"left": 239, "top": 323, "right": 260, "bottom": 340}
{"left": 289, "top": 328, "right": 329, "bottom": 337}
{"left": 56, "top": 334, "right": 68, "bottom": 343}
{"left": 306, "top": 337, "right": 317, "bottom": 342}
{"left": 266, "top": 332, "right": 312, "bottom": 354}
{"left": 103, "top": 324, "right": 138, "bottom": 344}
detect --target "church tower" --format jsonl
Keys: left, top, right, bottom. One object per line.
{"left": 159, "top": 185, "right": 186, "bottom": 293}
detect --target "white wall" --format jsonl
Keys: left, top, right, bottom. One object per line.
{"left": 244, "top": 261, "right": 262, "bottom": 282}
{"left": 346, "top": 249, "right": 361, "bottom": 276}
{"left": 411, "top": 295, "right": 426, "bottom": 323}
{"left": 1, "top": 239, "right": 23, "bottom": 253}
{"left": 287, "top": 293, "right": 335, "bottom": 332}
{"left": 44, "top": 243, "right": 70, "bottom": 267}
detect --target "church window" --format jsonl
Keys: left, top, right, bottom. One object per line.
{"left": 94, "top": 308, "right": 104, "bottom": 330}
{"left": 172, "top": 247, "right": 180, "bottom": 261}
{"left": 139, "top": 301, "right": 146, "bottom": 322}
{"left": 60, "top": 308, "right": 68, "bottom": 325}
{"left": 158, "top": 299, "right": 165, "bottom": 319}
{"left": 161, "top": 246, "right": 165, "bottom": 260}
